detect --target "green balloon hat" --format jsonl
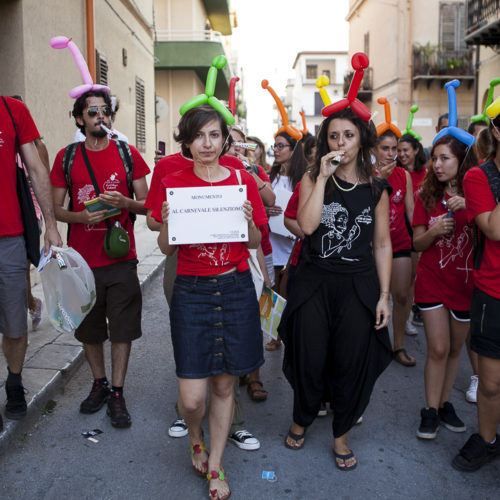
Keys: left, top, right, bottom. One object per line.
{"left": 471, "top": 78, "right": 500, "bottom": 124}
{"left": 401, "top": 105, "right": 422, "bottom": 141}
{"left": 179, "top": 55, "right": 235, "bottom": 125}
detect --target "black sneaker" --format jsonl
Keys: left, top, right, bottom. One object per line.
{"left": 80, "top": 380, "right": 110, "bottom": 414}
{"left": 452, "top": 433, "right": 500, "bottom": 472}
{"left": 5, "top": 384, "right": 27, "bottom": 419}
{"left": 107, "top": 391, "right": 131, "bottom": 428}
{"left": 416, "top": 407, "right": 440, "bottom": 439}
{"left": 439, "top": 401, "right": 466, "bottom": 432}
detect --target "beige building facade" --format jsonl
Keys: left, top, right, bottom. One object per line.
{"left": 347, "top": 0, "right": 475, "bottom": 147}
{"left": 0, "top": 0, "right": 156, "bottom": 165}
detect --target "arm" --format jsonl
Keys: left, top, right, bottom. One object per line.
{"left": 244, "top": 199, "right": 262, "bottom": 249}
{"left": 256, "top": 245, "right": 272, "bottom": 287}
{"left": 52, "top": 186, "right": 108, "bottom": 225}
{"left": 284, "top": 217, "right": 304, "bottom": 239}
{"left": 474, "top": 206, "right": 500, "bottom": 241}
{"left": 412, "top": 215, "right": 455, "bottom": 252}
{"left": 404, "top": 171, "right": 414, "bottom": 223}
{"left": 157, "top": 201, "right": 178, "bottom": 256}
{"left": 146, "top": 209, "right": 162, "bottom": 231}
{"left": 98, "top": 176, "right": 148, "bottom": 215}
{"left": 251, "top": 172, "right": 275, "bottom": 206}
{"left": 20, "top": 141, "right": 62, "bottom": 250}
{"left": 373, "top": 190, "right": 392, "bottom": 329}
{"left": 33, "top": 137, "right": 50, "bottom": 173}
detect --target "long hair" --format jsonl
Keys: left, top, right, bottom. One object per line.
{"left": 398, "top": 134, "right": 427, "bottom": 172}
{"left": 246, "top": 135, "right": 269, "bottom": 170}
{"left": 309, "top": 108, "right": 377, "bottom": 193}
{"left": 269, "top": 132, "right": 307, "bottom": 190}
{"left": 475, "top": 117, "right": 500, "bottom": 161}
{"left": 419, "top": 135, "right": 478, "bottom": 212}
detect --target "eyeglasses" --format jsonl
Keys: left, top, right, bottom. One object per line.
{"left": 86, "top": 106, "right": 112, "bottom": 117}
{"left": 273, "top": 143, "right": 291, "bottom": 150}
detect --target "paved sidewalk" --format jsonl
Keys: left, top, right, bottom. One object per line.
{"left": 0, "top": 218, "right": 165, "bottom": 445}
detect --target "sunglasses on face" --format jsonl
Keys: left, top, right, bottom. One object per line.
{"left": 86, "top": 106, "right": 112, "bottom": 117}
{"left": 273, "top": 143, "right": 291, "bottom": 150}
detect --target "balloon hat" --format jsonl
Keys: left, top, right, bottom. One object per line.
{"left": 299, "top": 110, "right": 308, "bottom": 135}
{"left": 375, "top": 97, "right": 401, "bottom": 137}
{"left": 401, "top": 105, "right": 422, "bottom": 141}
{"left": 261, "top": 80, "right": 302, "bottom": 140}
{"left": 321, "top": 52, "right": 371, "bottom": 121}
{"left": 179, "top": 55, "right": 235, "bottom": 125}
{"left": 472, "top": 78, "right": 500, "bottom": 123}
{"left": 50, "top": 36, "right": 110, "bottom": 99}
{"left": 486, "top": 95, "right": 500, "bottom": 120}
{"left": 433, "top": 80, "right": 475, "bottom": 146}
{"left": 228, "top": 77, "right": 240, "bottom": 117}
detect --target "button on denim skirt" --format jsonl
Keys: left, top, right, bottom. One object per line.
{"left": 169, "top": 270, "right": 264, "bottom": 378}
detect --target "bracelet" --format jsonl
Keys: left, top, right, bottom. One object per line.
{"left": 258, "top": 183, "right": 266, "bottom": 191}
{"left": 380, "top": 291, "right": 390, "bottom": 296}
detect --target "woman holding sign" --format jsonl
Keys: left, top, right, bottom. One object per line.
{"left": 278, "top": 101, "right": 393, "bottom": 470}
{"left": 153, "top": 105, "right": 264, "bottom": 500}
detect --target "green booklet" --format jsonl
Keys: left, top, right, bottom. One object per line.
{"left": 84, "top": 198, "right": 121, "bottom": 220}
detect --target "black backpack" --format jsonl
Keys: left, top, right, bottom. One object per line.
{"left": 473, "top": 159, "right": 500, "bottom": 269}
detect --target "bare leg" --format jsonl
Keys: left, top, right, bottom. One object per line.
{"left": 178, "top": 378, "right": 209, "bottom": 474}
{"left": 391, "top": 257, "right": 413, "bottom": 353}
{"left": 2, "top": 334, "right": 28, "bottom": 374}
{"left": 83, "top": 343, "right": 106, "bottom": 380}
{"left": 207, "top": 373, "right": 234, "bottom": 498}
{"left": 477, "top": 356, "right": 500, "bottom": 443}
{"left": 110, "top": 341, "right": 131, "bottom": 387}
{"left": 422, "top": 307, "right": 451, "bottom": 409}
{"left": 333, "top": 433, "right": 357, "bottom": 468}
{"left": 439, "top": 318, "right": 469, "bottom": 405}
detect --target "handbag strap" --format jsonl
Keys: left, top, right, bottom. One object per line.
{"left": 80, "top": 143, "right": 112, "bottom": 230}
{"left": 2, "top": 97, "right": 20, "bottom": 152}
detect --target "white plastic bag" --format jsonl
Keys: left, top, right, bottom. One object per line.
{"left": 38, "top": 246, "right": 96, "bottom": 333}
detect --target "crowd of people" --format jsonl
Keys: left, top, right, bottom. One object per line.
{"left": 1, "top": 68, "right": 500, "bottom": 499}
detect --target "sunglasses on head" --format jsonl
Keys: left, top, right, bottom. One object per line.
{"left": 86, "top": 105, "right": 112, "bottom": 117}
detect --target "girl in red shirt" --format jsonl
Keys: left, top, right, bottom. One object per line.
{"left": 412, "top": 135, "right": 476, "bottom": 441}
{"left": 373, "top": 130, "right": 416, "bottom": 366}
{"left": 154, "top": 105, "right": 263, "bottom": 500}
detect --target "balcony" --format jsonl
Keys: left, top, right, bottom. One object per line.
{"left": 412, "top": 47, "right": 475, "bottom": 89}
{"left": 465, "top": 0, "right": 500, "bottom": 45}
{"left": 155, "top": 30, "right": 231, "bottom": 99}
{"left": 343, "top": 67, "right": 373, "bottom": 102}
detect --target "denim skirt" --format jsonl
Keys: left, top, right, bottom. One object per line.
{"left": 169, "top": 270, "right": 264, "bottom": 378}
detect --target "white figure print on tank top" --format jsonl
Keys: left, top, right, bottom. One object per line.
{"left": 191, "top": 243, "right": 230, "bottom": 267}
{"left": 319, "top": 201, "right": 373, "bottom": 258}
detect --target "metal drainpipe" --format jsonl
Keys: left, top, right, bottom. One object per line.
{"left": 86, "top": 0, "right": 96, "bottom": 81}
{"left": 473, "top": 44, "right": 479, "bottom": 114}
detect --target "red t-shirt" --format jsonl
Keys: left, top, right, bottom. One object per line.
{"left": 412, "top": 194, "right": 474, "bottom": 310}
{"left": 151, "top": 166, "right": 265, "bottom": 276}
{"left": 51, "top": 141, "right": 150, "bottom": 268}
{"left": 409, "top": 169, "right": 426, "bottom": 199}
{"left": 284, "top": 182, "right": 302, "bottom": 266}
{"left": 0, "top": 96, "right": 40, "bottom": 237}
{"left": 387, "top": 167, "right": 412, "bottom": 253}
{"left": 464, "top": 165, "right": 500, "bottom": 299}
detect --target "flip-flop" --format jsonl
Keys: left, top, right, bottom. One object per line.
{"left": 247, "top": 380, "right": 268, "bottom": 402}
{"left": 284, "top": 428, "right": 306, "bottom": 450}
{"left": 333, "top": 450, "right": 357, "bottom": 471}
{"left": 265, "top": 339, "right": 282, "bottom": 351}
{"left": 393, "top": 348, "right": 416, "bottom": 367}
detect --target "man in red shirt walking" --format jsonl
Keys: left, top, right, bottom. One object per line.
{"left": 0, "top": 96, "right": 62, "bottom": 431}
{"left": 51, "top": 90, "right": 150, "bottom": 428}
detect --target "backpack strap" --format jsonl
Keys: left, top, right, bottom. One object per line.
{"left": 473, "top": 160, "right": 500, "bottom": 269}
{"left": 115, "top": 139, "right": 136, "bottom": 224}
{"left": 62, "top": 142, "right": 80, "bottom": 200}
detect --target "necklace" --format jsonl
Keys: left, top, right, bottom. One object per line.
{"left": 332, "top": 174, "right": 359, "bottom": 192}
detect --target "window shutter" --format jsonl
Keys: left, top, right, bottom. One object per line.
{"left": 95, "top": 50, "right": 108, "bottom": 86}
{"left": 439, "top": 2, "right": 466, "bottom": 52}
{"left": 135, "top": 77, "right": 146, "bottom": 153}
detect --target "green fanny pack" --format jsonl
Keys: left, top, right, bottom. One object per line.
{"left": 104, "top": 221, "right": 130, "bottom": 259}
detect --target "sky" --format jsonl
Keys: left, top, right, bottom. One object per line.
{"left": 230, "top": 0, "right": 350, "bottom": 146}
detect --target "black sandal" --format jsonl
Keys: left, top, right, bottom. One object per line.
{"left": 393, "top": 348, "right": 416, "bottom": 367}
{"left": 284, "top": 428, "right": 306, "bottom": 450}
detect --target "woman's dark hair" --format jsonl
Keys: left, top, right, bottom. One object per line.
{"left": 269, "top": 132, "right": 307, "bottom": 190}
{"left": 419, "top": 135, "right": 478, "bottom": 212}
{"left": 302, "top": 133, "right": 316, "bottom": 162}
{"left": 72, "top": 90, "right": 114, "bottom": 136}
{"left": 377, "top": 129, "right": 399, "bottom": 144}
{"left": 475, "top": 118, "right": 499, "bottom": 161}
{"left": 246, "top": 135, "right": 268, "bottom": 170}
{"left": 398, "top": 134, "right": 427, "bottom": 172}
{"left": 309, "top": 108, "right": 377, "bottom": 193}
{"left": 174, "top": 105, "right": 231, "bottom": 158}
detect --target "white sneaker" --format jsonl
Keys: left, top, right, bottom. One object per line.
{"left": 228, "top": 429, "right": 261, "bottom": 450}
{"left": 317, "top": 402, "right": 327, "bottom": 417}
{"left": 168, "top": 418, "right": 188, "bottom": 437}
{"left": 465, "top": 375, "right": 478, "bottom": 403}
{"left": 356, "top": 415, "right": 363, "bottom": 425}
{"left": 405, "top": 319, "right": 418, "bottom": 336}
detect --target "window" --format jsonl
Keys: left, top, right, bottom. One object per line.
{"left": 323, "top": 70, "right": 331, "bottom": 80}
{"left": 135, "top": 77, "right": 146, "bottom": 153}
{"left": 95, "top": 50, "right": 108, "bottom": 86}
{"left": 439, "top": 2, "right": 466, "bottom": 52}
{"left": 306, "top": 65, "right": 318, "bottom": 79}
{"left": 314, "top": 92, "right": 323, "bottom": 115}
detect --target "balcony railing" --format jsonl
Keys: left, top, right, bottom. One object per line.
{"left": 466, "top": 0, "right": 500, "bottom": 33}
{"left": 343, "top": 67, "right": 373, "bottom": 98}
{"left": 155, "top": 30, "right": 223, "bottom": 43}
{"left": 413, "top": 48, "right": 474, "bottom": 77}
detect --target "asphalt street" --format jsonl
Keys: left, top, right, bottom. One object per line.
{"left": 0, "top": 273, "right": 498, "bottom": 499}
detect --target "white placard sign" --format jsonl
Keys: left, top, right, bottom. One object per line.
{"left": 167, "top": 185, "right": 248, "bottom": 245}
{"left": 268, "top": 187, "right": 293, "bottom": 238}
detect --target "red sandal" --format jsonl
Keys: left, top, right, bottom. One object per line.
{"left": 207, "top": 469, "right": 231, "bottom": 500}
{"left": 190, "top": 441, "right": 208, "bottom": 477}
